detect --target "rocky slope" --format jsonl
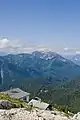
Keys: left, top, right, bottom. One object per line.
{"left": 0, "top": 108, "right": 79, "bottom": 120}
{"left": 0, "top": 108, "right": 71, "bottom": 120}
{"left": 0, "top": 98, "right": 79, "bottom": 120}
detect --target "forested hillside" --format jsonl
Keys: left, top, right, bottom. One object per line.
{"left": 0, "top": 51, "right": 80, "bottom": 90}
{"left": 0, "top": 52, "right": 80, "bottom": 113}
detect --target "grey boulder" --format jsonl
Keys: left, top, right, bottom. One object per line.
{"left": 0, "top": 100, "right": 14, "bottom": 109}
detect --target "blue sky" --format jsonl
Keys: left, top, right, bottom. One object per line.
{"left": 0, "top": 0, "right": 80, "bottom": 53}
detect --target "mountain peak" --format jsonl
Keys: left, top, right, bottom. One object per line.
{"left": 32, "top": 51, "right": 59, "bottom": 60}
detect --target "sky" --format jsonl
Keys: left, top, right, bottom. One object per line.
{"left": 0, "top": 0, "right": 80, "bottom": 54}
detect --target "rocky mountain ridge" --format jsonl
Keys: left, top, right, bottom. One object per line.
{"left": 0, "top": 108, "right": 79, "bottom": 120}
{"left": 63, "top": 54, "right": 80, "bottom": 66}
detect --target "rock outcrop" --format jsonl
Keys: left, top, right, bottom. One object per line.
{"left": 0, "top": 100, "right": 14, "bottom": 109}
{"left": 72, "top": 112, "right": 80, "bottom": 120}
{"left": 0, "top": 107, "right": 79, "bottom": 120}
{"left": 0, "top": 108, "right": 73, "bottom": 120}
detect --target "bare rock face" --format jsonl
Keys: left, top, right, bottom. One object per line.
{"left": 0, "top": 107, "right": 79, "bottom": 120}
{"left": 0, "top": 108, "right": 72, "bottom": 120}
{"left": 0, "top": 100, "right": 14, "bottom": 109}
{"left": 72, "top": 112, "right": 80, "bottom": 120}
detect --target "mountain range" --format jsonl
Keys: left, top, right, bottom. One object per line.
{"left": 64, "top": 54, "right": 80, "bottom": 66}
{"left": 0, "top": 51, "right": 80, "bottom": 112}
{"left": 0, "top": 51, "right": 80, "bottom": 90}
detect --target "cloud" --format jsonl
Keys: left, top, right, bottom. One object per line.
{"left": 0, "top": 38, "right": 9, "bottom": 48}
{"left": 75, "top": 51, "right": 80, "bottom": 54}
{"left": 64, "top": 48, "right": 69, "bottom": 52}
{"left": 0, "top": 37, "right": 52, "bottom": 53}
{"left": 0, "top": 38, "right": 20, "bottom": 49}
{"left": 0, "top": 37, "right": 80, "bottom": 54}
{"left": 0, "top": 38, "right": 32, "bottom": 53}
{"left": 63, "top": 47, "right": 80, "bottom": 54}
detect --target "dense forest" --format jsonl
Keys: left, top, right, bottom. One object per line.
{"left": 18, "top": 77, "right": 80, "bottom": 113}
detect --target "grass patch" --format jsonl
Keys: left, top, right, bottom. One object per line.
{"left": 0, "top": 93, "right": 28, "bottom": 108}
